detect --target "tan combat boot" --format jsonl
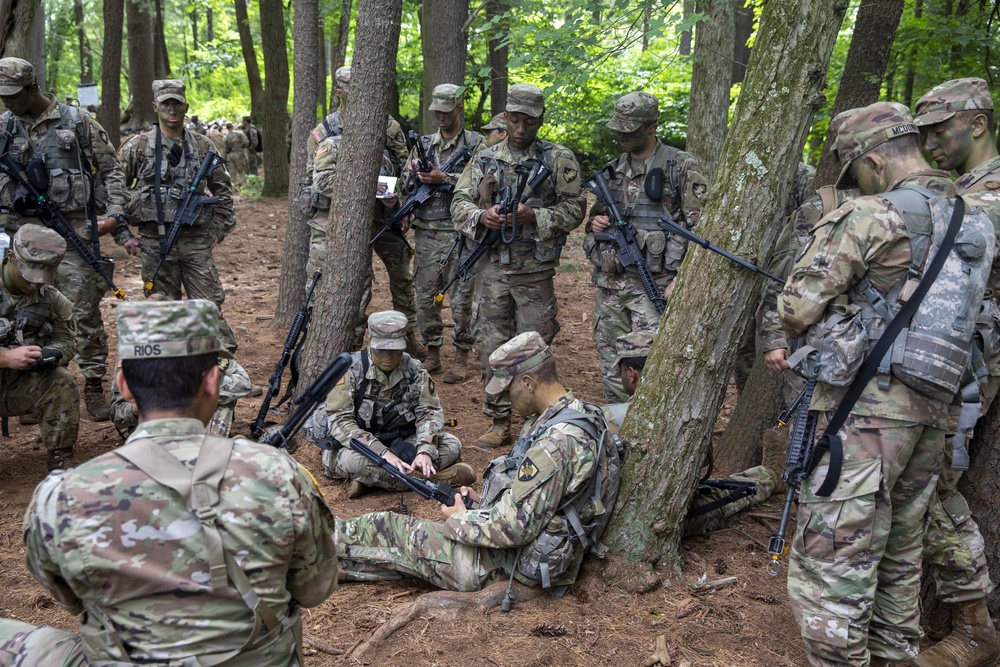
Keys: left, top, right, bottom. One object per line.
{"left": 912, "top": 599, "right": 1000, "bottom": 667}
{"left": 431, "top": 462, "right": 476, "bottom": 487}
{"left": 761, "top": 426, "right": 789, "bottom": 494}
{"left": 443, "top": 348, "right": 469, "bottom": 384}
{"left": 345, "top": 480, "right": 368, "bottom": 499}
{"left": 476, "top": 417, "right": 512, "bottom": 449}
{"left": 84, "top": 377, "right": 110, "bottom": 422}
{"left": 406, "top": 331, "right": 428, "bottom": 361}
{"left": 423, "top": 346, "right": 442, "bottom": 374}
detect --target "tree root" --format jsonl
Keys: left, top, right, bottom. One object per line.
{"left": 602, "top": 556, "right": 663, "bottom": 594}
{"left": 350, "top": 580, "right": 543, "bottom": 661}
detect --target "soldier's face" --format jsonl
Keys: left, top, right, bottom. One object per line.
{"left": 617, "top": 122, "right": 656, "bottom": 155}
{"left": 505, "top": 112, "right": 542, "bottom": 150}
{"left": 486, "top": 129, "right": 507, "bottom": 147}
{"left": 370, "top": 348, "right": 403, "bottom": 372}
{"left": 432, "top": 107, "right": 462, "bottom": 134}
{"left": 847, "top": 156, "right": 883, "bottom": 196}
{"left": 619, "top": 362, "right": 642, "bottom": 397}
{"left": 920, "top": 116, "right": 977, "bottom": 172}
{"left": 155, "top": 99, "right": 188, "bottom": 131}
{"left": 508, "top": 374, "right": 535, "bottom": 417}
{"left": 0, "top": 86, "right": 33, "bottom": 116}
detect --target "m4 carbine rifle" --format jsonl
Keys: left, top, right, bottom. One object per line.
{"left": 251, "top": 269, "right": 321, "bottom": 440}
{"left": 261, "top": 351, "right": 353, "bottom": 451}
{"left": 0, "top": 132, "right": 126, "bottom": 299}
{"left": 145, "top": 150, "right": 226, "bottom": 295}
{"left": 346, "top": 438, "right": 475, "bottom": 509}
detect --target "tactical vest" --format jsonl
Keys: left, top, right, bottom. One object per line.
{"left": 349, "top": 349, "right": 422, "bottom": 440}
{"left": 1, "top": 104, "right": 105, "bottom": 217}
{"left": 319, "top": 112, "right": 344, "bottom": 142}
{"left": 413, "top": 130, "right": 482, "bottom": 222}
{"left": 127, "top": 130, "right": 215, "bottom": 229}
{"left": 0, "top": 275, "right": 55, "bottom": 346}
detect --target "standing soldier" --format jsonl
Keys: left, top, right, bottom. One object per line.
{"left": 222, "top": 122, "right": 249, "bottom": 185}
{"left": 482, "top": 113, "right": 507, "bottom": 148}
{"left": 242, "top": 115, "right": 261, "bottom": 174}
{"left": 0, "top": 57, "right": 138, "bottom": 422}
{"left": 402, "top": 83, "right": 485, "bottom": 380}
{"left": 118, "top": 79, "right": 238, "bottom": 353}
{"left": 584, "top": 92, "right": 709, "bottom": 401}
{"left": 451, "top": 83, "right": 586, "bottom": 448}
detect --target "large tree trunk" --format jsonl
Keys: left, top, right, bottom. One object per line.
{"left": 317, "top": 23, "right": 327, "bottom": 116}
{"left": 418, "top": 0, "right": 468, "bottom": 133}
{"left": 814, "top": 0, "right": 905, "bottom": 187}
{"left": 715, "top": 356, "right": 785, "bottom": 474}
{"left": 330, "top": 0, "right": 353, "bottom": 108}
{"left": 962, "top": 400, "right": 1000, "bottom": 619}
{"left": 731, "top": 0, "right": 753, "bottom": 86}
{"left": 303, "top": 0, "right": 402, "bottom": 379}
{"left": 153, "top": 0, "right": 170, "bottom": 78}
{"left": 0, "top": 0, "right": 42, "bottom": 62}
{"left": 125, "top": 0, "right": 157, "bottom": 131}
{"left": 678, "top": 0, "right": 694, "bottom": 56}
{"left": 99, "top": 0, "right": 124, "bottom": 147}
{"left": 274, "top": 0, "right": 320, "bottom": 330}
{"left": 602, "top": 0, "right": 849, "bottom": 582}
{"left": 486, "top": 0, "right": 508, "bottom": 115}
{"left": 234, "top": 0, "right": 263, "bottom": 124}
{"left": 686, "top": 0, "right": 734, "bottom": 178}
{"left": 73, "top": 0, "right": 94, "bottom": 83}
{"left": 258, "top": 0, "right": 290, "bottom": 196}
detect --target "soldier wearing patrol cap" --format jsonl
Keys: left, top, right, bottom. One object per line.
{"left": 779, "top": 102, "right": 961, "bottom": 666}
{"left": 0, "top": 56, "right": 135, "bottom": 423}
{"left": 0, "top": 298, "right": 338, "bottom": 667}
{"left": 336, "top": 330, "right": 616, "bottom": 594}
{"left": 401, "top": 83, "right": 485, "bottom": 380}
{"left": 585, "top": 91, "right": 710, "bottom": 402}
{"left": 451, "top": 84, "right": 586, "bottom": 449}
{"left": 482, "top": 113, "right": 508, "bottom": 147}
{"left": 0, "top": 226, "right": 78, "bottom": 471}
{"left": 304, "top": 309, "right": 473, "bottom": 499}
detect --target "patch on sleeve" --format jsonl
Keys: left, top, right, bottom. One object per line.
{"left": 795, "top": 234, "right": 816, "bottom": 263}
{"left": 336, "top": 374, "right": 346, "bottom": 385}
{"left": 316, "top": 142, "right": 330, "bottom": 157}
{"left": 511, "top": 447, "right": 559, "bottom": 503}
{"left": 311, "top": 127, "right": 325, "bottom": 143}
{"left": 427, "top": 377, "right": 436, "bottom": 396}
{"left": 692, "top": 182, "right": 707, "bottom": 199}
{"left": 517, "top": 457, "right": 539, "bottom": 481}
{"left": 562, "top": 166, "right": 578, "bottom": 183}
{"left": 98, "top": 129, "right": 110, "bottom": 146}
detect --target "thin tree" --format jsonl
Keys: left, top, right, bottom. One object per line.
{"left": 686, "top": 0, "right": 735, "bottom": 179}
{"left": 962, "top": 405, "right": 1000, "bottom": 618}
{"left": 731, "top": 0, "right": 752, "bottom": 85}
{"left": 125, "top": 0, "right": 157, "bottom": 132}
{"left": 486, "top": 0, "right": 508, "bottom": 115}
{"left": 419, "top": 0, "right": 468, "bottom": 133}
{"left": 99, "top": 0, "right": 124, "bottom": 147}
{"left": 329, "top": 0, "right": 353, "bottom": 108}
{"left": 234, "top": 0, "right": 262, "bottom": 122}
{"left": 153, "top": 0, "right": 170, "bottom": 79}
{"left": 601, "top": 0, "right": 850, "bottom": 587}
{"left": 73, "top": 0, "right": 94, "bottom": 83}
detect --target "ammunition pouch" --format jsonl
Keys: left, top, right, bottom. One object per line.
{"left": 795, "top": 297, "right": 867, "bottom": 387}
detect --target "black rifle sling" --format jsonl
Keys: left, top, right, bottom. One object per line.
{"left": 153, "top": 126, "right": 166, "bottom": 253}
{"left": 811, "top": 195, "right": 967, "bottom": 497}
{"left": 69, "top": 109, "right": 102, "bottom": 261}
{"left": 353, "top": 350, "right": 373, "bottom": 431}
{"left": 686, "top": 481, "right": 757, "bottom": 520}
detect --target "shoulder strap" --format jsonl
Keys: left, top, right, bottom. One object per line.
{"left": 353, "top": 350, "right": 372, "bottom": 428}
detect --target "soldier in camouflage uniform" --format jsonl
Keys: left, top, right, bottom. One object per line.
{"left": 337, "top": 331, "right": 608, "bottom": 592}
{"left": 222, "top": 121, "right": 250, "bottom": 184}
{"left": 118, "top": 79, "right": 238, "bottom": 353}
{"left": 402, "top": 84, "right": 485, "bottom": 379}
{"left": 0, "top": 299, "right": 338, "bottom": 667}
{"left": 451, "top": 84, "right": 586, "bottom": 448}
{"left": 0, "top": 57, "right": 137, "bottom": 422}
{"left": 482, "top": 113, "right": 507, "bottom": 148}
{"left": 304, "top": 310, "right": 473, "bottom": 499}
{"left": 909, "top": 78, "right": 1000, "bottom": 667}
{"left": 187, "top": 114, "right": 207, "bottom": 135}
{"left": 779, "top": 103, "right": 959, "bottom": 666}
{"left": 242, "top": 115, "right": 261, "bottom": 175}
{"left": 0, "top": 227, "right": 78, "bottom": 471}
{"left": 584, "top": 92, "right": 710, "bottom": 401}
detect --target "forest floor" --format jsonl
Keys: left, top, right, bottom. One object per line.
{"left": 0, "top": 195, "right": 814, "bottom": 666}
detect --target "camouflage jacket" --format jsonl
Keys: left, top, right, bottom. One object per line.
{"left": 304, "top": 109, "right": 408, "bottom": 181}
{"left": 441, "top": 394, "right": 599, "bottom": 587}
{"left": 118, "top": 128, "right": 235, "bottom": 241}
{"left": 401, "top": 128, "right": 485, "bottom": 229}
{"left": 451, "top": 137, "right": 585, "bottom": 275}
{"left": 22, "top": 417, "right": 337, "bottom": 665}
{"left": 309, "top": 134, "right": 395, "bottom": 232}
{"left": 306, "top": 349, "right": 449, "bottom": 461}
{"left": 779, "top": 170, "right": 956, "bottom": 427}
{"left": 0, "top": 265, "right": 76, "bottom": 386}
{"left": 222, "top": 129, "right": 249, "bottom": 156}
{"left": 0, "top": 94, "right": 131, "bottom": 246}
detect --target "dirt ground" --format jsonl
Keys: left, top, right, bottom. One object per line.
{"left": 0, "top": 195, "right": 810, "bottom": 666}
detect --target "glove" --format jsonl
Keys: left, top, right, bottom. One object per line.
{"left": 24, "top": 347, "right": 63, "bottom": 373}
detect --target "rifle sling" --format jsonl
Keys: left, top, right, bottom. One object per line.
{"left": 153, "top": 126, "right": 166, "bottom": 253}
{"left": 686, "top": 480, "right": 757, "bottom": 520}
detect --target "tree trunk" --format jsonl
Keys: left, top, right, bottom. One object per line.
{"left": 602, "top": 0, "right": 849, "bottom": 580}
{"left": 0, "top": 0, "right": 41, "bottom": 61}
{"left": 679, "top": 0, "right": 694, "bottom": 56}
{"left": 207, "top": 7, "right": 214, "bottom": 41}
{"left": 191, "top": 8, "right": 199, "bottom": 52}
{"left": 317, "top": 23, "right": 327, "bottom": 116}
{"left": 258, "top": 0, "right": 290, "bottom": 196}
{"left": 99, "top": 0, "right": 124, "bottom": 147}
{"left": 125, "top": 0, "right": 157, "bottom": 131}
{"left": 686, "top": 0, "right": 735, "bottom": 179}
{"left": 73, "top": 0, "right": 94, "bottom": 83}
{"left": 814, "top": 0, "right": 905, "bottom": 187}
{"left": 731, "top": 1, "right": 752, "bottom": 86}
{"left": 303, "top": 0, "right": 402, "bottom": 380}
{"left": 153, "top": 0, "right": 170, "bottom": 78}
{"left": 486, "top": 0, "right": 508, "bottom": 115}
{"left": 419, "top": 0, "right": 468, "bottom": 133}
{"left": 274, "top": 0, "right": 320, "bottom": 331}
{"left": 715, "top": 356, "right": 785, "bottom": 474}
{"left": 234, "top": 0, "right": 263, "bottom": 135}
{"left": 961, "top": 399, "right": 1000, "bottom": 618}
{"left": 330, "top": 0, "right": 353, "bottom": 108}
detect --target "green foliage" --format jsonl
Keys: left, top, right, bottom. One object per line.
{"left": 237, "top": 174, "right": 264, "bottom": 200}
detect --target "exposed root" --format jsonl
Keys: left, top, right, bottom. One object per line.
{"left": 603, "top": 556, "right": 663, "bottom": 594}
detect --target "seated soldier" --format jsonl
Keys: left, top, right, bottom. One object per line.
{"left": 0, "top": 226, "right": 79, "bottom": 471}
{"left": 0, "top": 299, "right": 338, "bottom": 666}
{"left": 337, "top": 331, "right": 619, "bottom": 593}
{"left": 305, "top": 309, "right": 474, "bottom": 498}
{"left": 604, "top": 331, "right": 785, "bottom": 537}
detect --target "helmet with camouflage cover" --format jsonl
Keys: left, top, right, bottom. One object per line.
{"left": 914, "top": 78, "right": 994, "bottom": 127}
{"left": 607, "top": 92, "right": 659, "bottom": 133}
{"left": 834, "top": 101, "right": 919, "bottom": 189}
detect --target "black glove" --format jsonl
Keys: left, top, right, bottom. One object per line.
{"left": 166, "top": 143, "right": 183, "bottom": 168}
{"left": 386, "top": 436, "right": 417, "bottom": 464}
{"left": 24, "top": 347, "right": 63, "bottom": 373}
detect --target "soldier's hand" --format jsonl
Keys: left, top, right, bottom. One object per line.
{"left": 382, "top": 449, "right": 408, "bottom": 474}
{"left": 122, "top": 238, "right": 141, "bottom": 256}
{"left": 591, "top": 215, "right": 612, "bottom": 233}
{"left": 458, "top": 486, "right": 480, "bottom": 503}
{"left": 406, "top": 452, "right": 437, "bottom": 478}
{"left": 664, "top": 280, "right": 676, "bottom": 299}
{"left": 416, "top": 166, "right": 446, "bottom": 185}
{"left": 1, "top": 345, "right": 42, "bottom": 370}
{"left": 512, "top": 203, "right": 536, "bottom": 226}
{"left": 764, "top": 348, "right": 790, "bottom": 373}
{"left": 24, "top": 347, "right": 63, "bottom": 373}
{"left": 481, "top": 205, "right": 505, "bottom": 230}
{"left": 379, "top": 194, "right": 399, "bottom": 209}
{"left": 400, "top": 214, "right": 413, "bottom": 233}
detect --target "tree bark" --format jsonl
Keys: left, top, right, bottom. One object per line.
{"left": 602, "top": 0, "right": 849, "bottom": 579}
{"left": 234, "top": 0, "right": 263, "bottom": 123}
{"left": 125, "top": 0, "right": 157, "bottom": 131}
{"left": 73, "top": 0, "right": 94, "bottom": 83}
{"left": 419, "top": 0, "right": 468, "bottom": 133}
{"left": 191, "top": 8, "right": 199, "bottom": 52}
{"left": 686, "top": 0, "right": 734, "bottom": 179}
{"left": 317, "top": 23, "right": 327, "bottom": 117}
{"left": 731, "top": 0, "right": 752, "bottom": 86}
{"left": 958, "top": 400, "right": 1000, "bottom": 618}
{"left": 153, "top": 0, "right": 170, "bottom": 78}
{"left": 0, "top": 0, "right": 41, "bottom": 62}
{"left": 207, "top": 7, "right": 214, "bottom": 41}
{"left": 679, "top": 0, "right": 694, "bottom": 56}
{"left": 330, "top": 0, "right": 353, "bottom": 108}
{"left": 258, "top": 0, "right": 290, "bottom": 196}
{"left": 274, "top": 0, "right": 320, "bottom": 331}
{"left": 486, "top": 0, "right": 508, "bottom": 115}
{"left": 814, "top": 0, "right": 905, "bottom": 187}
{"left": 303, "top": 0, "right": 402, "bottom": 380}
{"left": 715, "top": 355, "right": 785, "bottom": 474}
{"left": 99, "top": 0, "right": 124, "bottom": 147}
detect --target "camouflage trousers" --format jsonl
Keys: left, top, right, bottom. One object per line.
{"left": 592, "top": 281, "right": 664, "bottom": 402}
{"left": 0, "top": 618, "right": 84, "bottom": 667}
{"left": 138, "top": 234, "right": 238, "bottom": 352}
{"left": 788, "top": 412, "right": 945, "bottom": 666}
{"left": 474, "top": 262, "right": 559, "bottom": 419}
{"left": 56, "top": 246, "right": 109, "bottom": 381}
{"left": 413, "top": 227, "right": 474, "bottom": 351}
{"left": 337, "top": 512, "right": 505, "bottom": 592}
{"left": 683, "top": 465, "right": 776, "bottom": 537}
{"left": 921, "top": 374, "right": 998, "bottom": 605}
{"left": 321, "top": 432, "right": 462, "bottom": 490}
{"left": 226, "top": 153, "right": 248, "bottom": 185}
{"left": 0, "top": 367, "right": 78, "bottom": 455}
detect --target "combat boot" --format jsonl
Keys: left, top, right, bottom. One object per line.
{"left": 423, "top": 346, "right": 443, "bottom": 374}
{"left": 762, "top": 426, "right": 789, "bottom": 494}
{"left": 406, "top": 331, "right": 428, "bottom": 361}
{"left": 443, "top": 348, "right": 469, "bottom": 384}
{"left": 46, "top": 448, "right": 77, "bottom": 471}
{"left": 912, "top": 599, "right": 1000, "bottom": 667}
{"left": 476, "top": 417, "right": 512, "bottom": 449}
{"left": 431, "top": 462, "right": 476, "bottom": 487}
{"left": 345, "top": 480, "right": 368, "bottom": 499}
{"left": 19, "top": 412, "right": 39, "bottom": 426}
{"left": 84, "top": 377, "right": 110, "bottom": 422}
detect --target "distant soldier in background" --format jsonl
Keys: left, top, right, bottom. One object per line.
{"left": 223, "top": 122, "right": 249, "bottom": 184}
{"left": 187, "top": 114, "right": 206, "bottom": 135}
{"left": 242, "top": 115, "right": 261, "bottom": 174}
{"left": 482, "top": 113, "right": 507, "bottom": 148}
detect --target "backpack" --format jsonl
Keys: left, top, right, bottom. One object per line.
{"left": 253, "top": 126, "right": 263, "bottom": 153}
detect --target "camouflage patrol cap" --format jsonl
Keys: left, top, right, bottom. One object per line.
{"left": 153, "top": 79, "right": 186, "bottom": 104}
{"left": 914, "top": 78, "right": 994, "bottom": 127}
{"left": 834, "top": 102, "right": 919, "bottom": 189}
{"left": 11, "top": 226, "right": 66, "bottom": 285}
{"left": 612, "top": 330, "right": 654, "bottom": 366}
{"left": 485, "top": 331, "right": 552, "bottom": 395}
{"left": 0, "top": 58, "right": 35, "bottom": 96}
{"left": 429, "top": 84, "right": 463, "bottom": 112}
{"left": 482, "top": 113, "right": 507, "bottom": 131}
{"left": 116, "top": 299, "right": 232, "bottom": 360}
{"left": 368, "top": 310, "right": 407, "bottom": 350}
{"left": 607, "top": 92, "right": 659, "bottom": 133}
{"left": 505, "top": 84, "right": 544, "bottom": 118}
{"left": 335, "top": 66, "right": 352, "bottom": 91}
